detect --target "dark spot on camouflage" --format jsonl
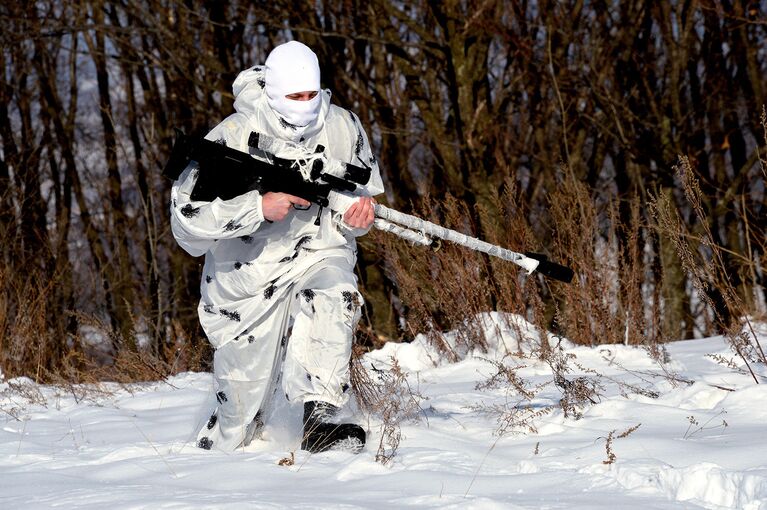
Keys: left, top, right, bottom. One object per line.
{"left": 215, "top": 138, "right": 227, "bottom": 146}
{"left": 172, "top": 199, "right": 177, "bottom": 207}
{"left": 203, "top": 304, "right": 215, "bottom": 314}
{"left": 205, "top": 275, "right": 212, "bottom": 283}
{"left": 278, "top": 117, "right": 298, "bottom": 130}
{"left": 224, "top": 220, "right": 243, "bottom": 231}
{"left": 347, "top": 112, "right": 364, "bottom": 155}
{"left": 263, "top": 285, "right": 276, "bottom": 300}
{"left": 285, "top": 393, "right": 290, "bottom": 401}
{"left": 369, "top": 154, "right": 377, "bottom": 166}
{"left": 280, "top": 336, "right": 287, "bottom": 347}
{"left": 279, "top": 255, "right": 293, "bottom": 263}
{"left": 197, "top": 437, "right": 213, "bottom": 450}
{"left": 295, "top": 236, "right": 311, "bottom": 251}
{"left": 219, "top": 308, "right": 241, "bottom": 321}
{"left": 301, "top": 289, "right": 315, "bottom": 302}
{"left": 234, "top": 262, "right": 242, "bottom": 270}
{"left": 216, "top": 391, "right": 228, "bottom": 404}
{"left": 342, "top": 291, "right": 357, "bottom": 311}
{"left": 206, "top": 414, "right": 217, "bottom": 429}
{"left": 354, "top": 131, "right": 363, "bottom": 155}
{"left": 342, "top": 383, "right": 350, "bottom": 393}
{"left": 306, "top": 373, "right": 312, "bottom": 381}
{"left": 240, "top": 235, "right": 254, "bottom": 244}
{"left": 248, "top": 335, "right": 256, "bottom": 343}
{"left": 257, "top": 78, "right": 265, "bottom": 88}
{"left": 180, "top": 204, "right": 200, "bottom": 218}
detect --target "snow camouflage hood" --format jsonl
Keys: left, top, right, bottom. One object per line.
{"left": 264, "top": 41, "right": 322, "bottom": 127}
{"left": 232, "top": 57, "right": 330, "bottom": 142}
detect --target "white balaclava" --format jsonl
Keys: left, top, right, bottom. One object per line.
{"left": 265, "top": 41, "right": 321, "bottom": 128}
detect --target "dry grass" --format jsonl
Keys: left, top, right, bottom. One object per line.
{"left": 371, "top": 187, "right": 535, "bottom": 360}
{"left": 351, "top": 346, "right": 425, "bottom": 464}
{"left": 0, "top": 265, "right": 73, "bottom": 382}
{"left": 373, "top": 166, "right": 673, "bottom": 365}
{"left": 649, "top": 155, "right": 766, "bottom": 382}
{"left": 472, "top": 354, "right": 555, "bottom": 435}
{"left": 0, "top": 262, "right": 211, "bottom": 386}
{"left": 602, "top": 423, "right": 642, "bottom": 465}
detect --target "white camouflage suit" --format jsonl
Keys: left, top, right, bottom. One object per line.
{"left": 170, "top": 42, "right": 384, "bottom": 452}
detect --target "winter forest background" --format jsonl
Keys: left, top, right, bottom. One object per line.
{"left": 0, "top": 1, "right": 765, "bottom": 382}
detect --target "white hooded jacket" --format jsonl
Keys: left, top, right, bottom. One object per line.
{"left": 170, "top": 65, "right": 384, "bottom": 350}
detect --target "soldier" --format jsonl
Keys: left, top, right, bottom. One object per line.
{"left": 170, "top": 41, "right": 383, "bottom": 452}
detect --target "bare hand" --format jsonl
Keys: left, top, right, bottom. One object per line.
{"left": 343, "top": 197, "right": 376, "bottom": 229}
{"left": 262, "top": 192, "right": 311, "bottom": 222}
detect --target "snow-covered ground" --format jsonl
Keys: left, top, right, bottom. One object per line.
{"left": 1, "top": 314, "right": 766, "bottom": 509}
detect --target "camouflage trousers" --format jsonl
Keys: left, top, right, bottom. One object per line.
{"left": 196, "top": 257, "right": 362, "bottom": 452}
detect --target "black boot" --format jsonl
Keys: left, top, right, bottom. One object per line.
{"left": 301, "top": 401, "right": 365, "bottom": 453}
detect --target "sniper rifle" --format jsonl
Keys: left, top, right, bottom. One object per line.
{"left": 163, "top": 129, "right": 574, "bottom": 283}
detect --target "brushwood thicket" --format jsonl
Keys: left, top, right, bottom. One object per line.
{"left": 0, "top": 1, "right": 765, "bottom": 381}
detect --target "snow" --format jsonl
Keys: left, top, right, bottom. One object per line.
{"left": 2, "top": 314, "right": 766, "bottom": 509}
